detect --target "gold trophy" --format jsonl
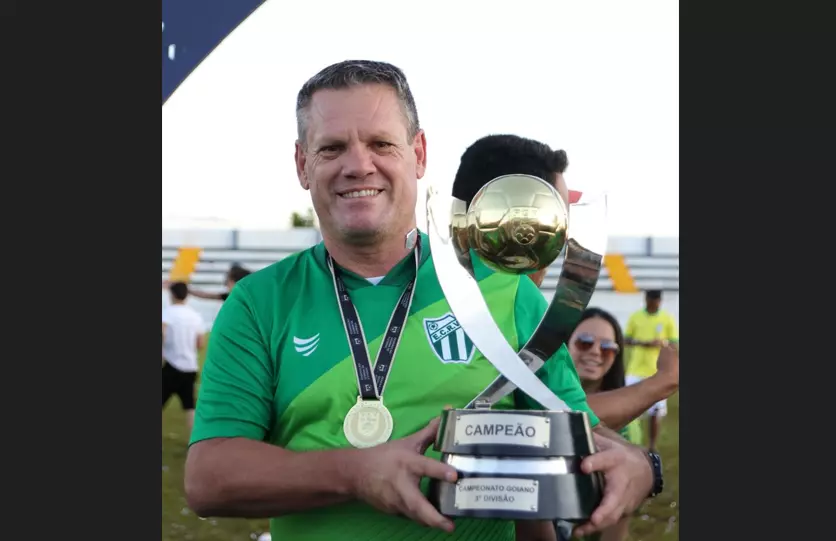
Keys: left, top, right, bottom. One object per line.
{"left": 427, "top": 174, "right": 607, "bottom": 522}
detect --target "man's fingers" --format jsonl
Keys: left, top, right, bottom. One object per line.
{"left": 405, "top": 417, "right": 442, "bottom": 455}
{"left": 574, "top": 522, "right": 601, "bottom": 538}
{"left": 582, "top": 448, "right": 621, "bottom": 474}
{"left": 593, "top": 483, "right": 625, "bottom": 524}
{"left": 591, "top": 432, "right": 617, "bottom": 452}
{"left": 401, "top": 486, "right": 455, "bottom": 532}
{"left": 573, "top": 524, "right": 593, "bottom": 538}
{"left": 410, "top": 454, "right": 458, "bottom": 483}
{"left": 574, "top": 477, "right": 626, "bottom": 536}
{"left": 573, "top": 494, "right": 624, "bottom": 537}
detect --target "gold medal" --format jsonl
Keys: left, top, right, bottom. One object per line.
{"left": 343, "top": 397, "right": 394, "bottom": 448}
{"left": 330, "top": 240, "right": 420, "bottom": 450}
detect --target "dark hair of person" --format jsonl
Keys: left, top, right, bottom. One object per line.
{"left": 169, "top": 281, "right": 188, "bottom": 301}
{"left": 227, "top": 265, "right": 251, "bottom": 283}
{"left": 452, "top": 134, "right": 568, "bottom": 207}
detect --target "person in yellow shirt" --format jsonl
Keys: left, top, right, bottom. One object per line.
{"left": 625, "top": 290, "right": 679, "bottom": 452}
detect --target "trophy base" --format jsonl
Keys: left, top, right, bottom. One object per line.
{"left": 428, "top": 456, "right": 602, "bottom": 521}
{"left": 430, "top": 408, "right": 603, "bottom": 521}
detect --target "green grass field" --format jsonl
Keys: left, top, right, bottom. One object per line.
{"left": 162, "top": 350, "right": 679, "bottom": 541}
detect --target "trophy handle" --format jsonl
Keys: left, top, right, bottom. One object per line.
{"left": 450, "top": 195, "right": 476, "bottom": 277}
{"left": 522, "top": 192, "right": 608, "bottom": 360}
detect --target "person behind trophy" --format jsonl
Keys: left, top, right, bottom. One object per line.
{"left": 451, "top": 134, "right": 680, "bottom": 433}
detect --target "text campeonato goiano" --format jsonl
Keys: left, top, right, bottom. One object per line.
{"left": 458, "top": 484, "right": 536, "bottom": 493}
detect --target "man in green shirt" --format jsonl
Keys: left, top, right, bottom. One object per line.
{"left": 185, "top": 60, "right": 654, "bottom": 541}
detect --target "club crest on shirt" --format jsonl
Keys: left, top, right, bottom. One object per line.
{"left": 423, "top": 313, "right": 476, "bottom": 364}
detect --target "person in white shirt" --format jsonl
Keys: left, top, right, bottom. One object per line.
{"left": 162, "top": 282, "right": 207, "bottom": 437}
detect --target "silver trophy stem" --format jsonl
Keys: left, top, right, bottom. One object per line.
{"left": 427, "top": 187, "right": 569, "bottom": 411}
{"left": 466, "top": 234, "right": 604, "bottom": 409}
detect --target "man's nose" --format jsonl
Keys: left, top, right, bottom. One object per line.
{"left": 342, "top": 144, "right": 376, "bottom": 179}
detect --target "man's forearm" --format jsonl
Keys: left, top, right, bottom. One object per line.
{"left": 586, "top": 375, "right": 677, "bottom": 431}
{"left": 185, "top": 437, "right": 361, "bottom": 518}
{"left": 188, "top": 289, "right": 223, "bottom": 300}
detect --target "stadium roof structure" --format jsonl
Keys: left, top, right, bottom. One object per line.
{"left": 162, "top": 0, "right": 266, "bottom": 105}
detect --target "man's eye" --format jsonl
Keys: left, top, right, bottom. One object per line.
{"left": 373, "top": 142, "right": 393, "bottom": 149}
{"left": 319, "top": 145, "right": 342, "bottom": 153}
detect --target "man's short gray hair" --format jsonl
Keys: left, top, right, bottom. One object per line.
{"left": 295, "top": 60, "right": 421, "bottom": 146}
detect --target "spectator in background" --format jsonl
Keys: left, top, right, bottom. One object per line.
{"left": 162, "top": 282, "right": 207, "bottom": 438}
{"left": 559, "top": 307, "right": 677, "bottom": 541}
{"left": 165, "top": 264, "right": 252, "bottom": 302}
{"left": 624, "top": 290, "right": 679, "bottom": 452}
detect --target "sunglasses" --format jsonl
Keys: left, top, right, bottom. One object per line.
{"left": 573, "top": 333, "right": 620, "bottom": 358}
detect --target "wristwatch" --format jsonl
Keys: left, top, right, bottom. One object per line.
{"left": 646, "top": 451, "right": 664, "bottom": 497}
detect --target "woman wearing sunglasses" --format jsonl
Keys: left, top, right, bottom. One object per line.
{"left": 569, "top": 309, "right": 644, "bottom": 446}
{"left": 560, "top": 307, "right": 677, "bottom": 541}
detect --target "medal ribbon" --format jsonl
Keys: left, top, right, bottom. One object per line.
{"left": 327, "top": 238, "right": 420, "bottom": 401}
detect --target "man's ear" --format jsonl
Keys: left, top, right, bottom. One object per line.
{"left": 413, "top": 130, "right": 427, "bottom": 179}
{"left": 295, "top": 141, "right": 309, "bottom": 190}
{"left": 553, "top": 172, "right": 570, "bottom": 207}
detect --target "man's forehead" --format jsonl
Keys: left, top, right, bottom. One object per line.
{"left": 308, "top": 85, "right": 404, "bottom": 127}
{"left": 308, "top": 85, "right": 406, "bottom": 139}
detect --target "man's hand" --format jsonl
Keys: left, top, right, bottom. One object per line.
{"left": 348, "top": 418, "right": 458, "bottom": 533}
{"left": 572, "top": 433, "right": 653, "bottom": 538}
{"left": 653, "top": 344, "right": 679, "bottom": 391}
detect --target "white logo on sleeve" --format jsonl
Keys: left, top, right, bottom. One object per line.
{"left": 294, "top": 334, "right": 321, "bottom": 357}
